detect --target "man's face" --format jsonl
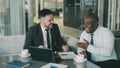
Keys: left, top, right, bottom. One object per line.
{"left": 84, "top": 17, "right": 98, "bottom": 33}
{"left": 41, "top": 14, "right": 54, "bottom": 29}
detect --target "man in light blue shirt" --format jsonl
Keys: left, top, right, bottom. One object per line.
{"left": 76, "top": 13, "right": 120, "bottom": 68}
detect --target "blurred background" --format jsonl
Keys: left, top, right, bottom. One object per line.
{"left": 0, "top": 0, "right": 120, "bottom": 38}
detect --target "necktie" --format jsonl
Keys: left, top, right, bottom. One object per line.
{"left": 46, "top": 29, "right": 50, "bottom": 49}
{"left": 87, "top": 33, "right": 94, "bottom": 61}
{"left": 90, "top": 33, "right": 94, "bottom": 45}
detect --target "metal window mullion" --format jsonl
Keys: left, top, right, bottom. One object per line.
{"left": 113, "top": 0, "right": 117, "bottom": 30}
{"left": 108, "top": 0, "right": 111, "bottom": 29}
{"left": 118, "top": 0, "right": 120, "bottom": 30}
{"left": 111, "top": 0, "right": 116, "bottom": 30}
{"left": 116, "top": 0, "right": 120, "bottom": 30}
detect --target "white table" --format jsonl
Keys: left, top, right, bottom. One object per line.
{"left": 0, "top": 55, "right": 100, "bottom": 68}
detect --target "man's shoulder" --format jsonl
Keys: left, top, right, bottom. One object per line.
{"left": 53, "top": 23, "right": 58, "bottom": 26}
{"left": 81, "top": 30, "right": 88, "bottom": 36}
{"left": 81, "top": 30, "right": 87, "bottom": 34}
{"left": 99, "top": 26, "right": 114, "bottom": 36}
{"left": 29, "top": 24, "right": 40, "bottom": 29}
{"left": 52, "top": 23, "right": 59, "bottom": 29}
{"left": 99, "top": 26, "right": 111, "bottom": 32}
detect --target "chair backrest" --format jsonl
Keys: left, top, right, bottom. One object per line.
{"left": 0, "top": 35, "right": 25, "bottom": 56}
{"left": 61, "top": 34, "right": 79, "bottom": 54}
{"left": 112, "top": 30, "right": 120, "bottom": 60}
{"left": 114, "top": 38, "right": 120, "bottom": 60}
{"left": 66, "top": 37, "right": 79, "bottom": 54}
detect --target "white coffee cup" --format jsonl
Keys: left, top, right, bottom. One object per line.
{"left": 76, "top": 54, "right": 85, "bottom": 61}
{"left": 21, "top": 49, "right": 29, "bottom": 57}
{"left": 76, "top": 62, "right": 87, "bottom": 68}
{"left": 77, "top": 48, "right": 85, "bottom": 54}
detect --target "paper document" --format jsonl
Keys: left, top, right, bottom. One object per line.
{"left": 40, "top": 63, "right": 68, "bottom": 68}
{"left": 58, "top": 52, "right": 76, "bottom": 59}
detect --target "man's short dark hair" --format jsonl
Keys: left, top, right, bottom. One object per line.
{"left": 85, "top": 13, "right": 99, "bottom": 22}
{"left": 39, "top": 9, "right": 54, "bottom": 18}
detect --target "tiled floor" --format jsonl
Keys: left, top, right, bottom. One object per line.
{"left": 54, "top": 16, "right": 83, "bottom": 38}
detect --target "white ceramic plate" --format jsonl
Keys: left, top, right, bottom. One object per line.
{"left": 73, "top": 57, "right": 87, "bottom": 63}
{"left": 19, "top": 53, "right": 31, "bottom": 58}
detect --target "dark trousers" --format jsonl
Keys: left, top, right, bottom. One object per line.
{"left": 95, "top": 60, "right": 120, "bottom": 68}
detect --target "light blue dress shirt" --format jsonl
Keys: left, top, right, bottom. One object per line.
{"left": 77, "top": 26, "right": 117, "bottom": 62}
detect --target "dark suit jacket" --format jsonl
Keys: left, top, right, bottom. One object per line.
{"left": 23, "top": 23, "right": 65, "bottom": 51}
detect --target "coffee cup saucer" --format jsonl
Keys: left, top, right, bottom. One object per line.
{"left": 19, "top": 53, "right": 31, "bottom": 58}
{"left": 73, "top": 57, "right": 87, "bottom": 63}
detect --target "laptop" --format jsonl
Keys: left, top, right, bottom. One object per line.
{"left": 28, "top": 46, "right": 62, "bottom": 63}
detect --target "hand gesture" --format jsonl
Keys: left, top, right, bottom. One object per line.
{"left": 76, "top": 39, "right": 89, "bottom": 49}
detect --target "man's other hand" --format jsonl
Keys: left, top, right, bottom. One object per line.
{"left": 62, "top": 45, "right": 69, "bottom": 52}
{"left": 76, "top": 39, "right": 89, "bottom": 49}
{"left": 38, "top": 45, "right": 45, "bottom": 48}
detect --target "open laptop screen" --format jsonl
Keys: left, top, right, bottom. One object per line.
{"left": 28, "top": 46, "right": 56, "bottom": 63}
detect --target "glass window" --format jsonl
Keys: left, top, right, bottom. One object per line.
{"left": 64, "top": 0, "right": 98, "bottom": 29}
{"left": 108, "top": 0, "right": 120, "bottom": 30}
{"left": 0, "top": 0, "right": 26, "bottom": 36}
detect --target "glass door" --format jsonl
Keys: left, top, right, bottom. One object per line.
{"left": 0, "top": 0, "right": 26, "bottom": 36}
{"left": 63, "top": 0, "right": 98, "bottom": 29}
{"left": 108, "top": 0, "right": 120, "bottom": 30}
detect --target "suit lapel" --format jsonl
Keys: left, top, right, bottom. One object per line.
{"left": 37, "top": 24, "right": 44, "bottom": 45}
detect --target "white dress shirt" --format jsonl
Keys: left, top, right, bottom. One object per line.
{"left": 41, "top": 25, "right": 48, "bottom": 48}
{"left": 77, "top": 26, "right": 117, "bottom": 62}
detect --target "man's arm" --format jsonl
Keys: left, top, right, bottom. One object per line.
{"left": 87, "top": 30, "right": 115, "bottom": 56}
{"left": 23, "top": 28, "right": 33, "bottom": 49}
{"left": 54, "top": 24, "right": 69, "bottom": 51}
{"left": 78, "top": 29, "right": 115, "bottom": 57}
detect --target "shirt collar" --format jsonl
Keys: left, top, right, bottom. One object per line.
{"left": 87, "top": 26, "right": 100, "bottom": 35}
{"left": 93, "top": 26, "right": 100, "bottom": 35}
{"left": 40, "top": 24, "right": 46, "bottom": 32}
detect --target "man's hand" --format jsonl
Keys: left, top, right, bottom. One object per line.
{"left": 38, "top": 45, "right": 45, "bottom": 48}
{"left": 76, "top": 39, "right": 89, "bottom": 49}
{"left": 80, "top": 51, "right": 87, "bottom": 58}
{"left": 62, "top": 45, "right": 69, "bottom": 52}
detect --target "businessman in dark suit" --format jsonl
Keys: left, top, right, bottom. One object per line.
{"left": 23, "top": 9, "right": 69, "bottom": 52}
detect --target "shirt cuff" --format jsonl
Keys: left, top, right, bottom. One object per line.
{"left": 87, "top": 44, "right": 94, "bottom": 53}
